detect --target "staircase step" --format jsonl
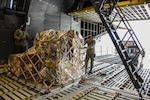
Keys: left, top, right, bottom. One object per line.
{"left": 126, "top": 59, "right": 132, "bottom": 64}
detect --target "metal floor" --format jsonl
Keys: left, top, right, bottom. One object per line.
{"left": 0, "top": 55, "right": 150, "bottom": 100}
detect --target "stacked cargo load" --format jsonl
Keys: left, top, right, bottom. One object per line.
{"left": 8, "top": 30, "right": 85, "bottom": 88}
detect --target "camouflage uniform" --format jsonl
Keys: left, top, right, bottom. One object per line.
{"left": 84, "top": 37, "right": 96, "bottom": 74}
{"left": 14, "top": 26, "right": 32, "bottom": 53}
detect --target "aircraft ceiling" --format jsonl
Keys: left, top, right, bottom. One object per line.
{"left": 68, "top": 1, "right": 150, "bottom": 22}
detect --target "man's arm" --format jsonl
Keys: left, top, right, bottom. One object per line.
{"left": 25, "top": 31, "right": 33, "bottom": 40}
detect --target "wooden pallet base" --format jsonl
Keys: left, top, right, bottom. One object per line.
{"left": 0, "top": 74, "right": 41, "bottom": 100}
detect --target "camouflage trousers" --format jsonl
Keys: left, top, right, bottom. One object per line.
{"left": 84, "top": 52, "right": 94, "bottom": 74}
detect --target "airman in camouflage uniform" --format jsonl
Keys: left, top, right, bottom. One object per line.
{"left": 14, "top": 25, "right": 32, "bottom": 53}
{"left": 84, "top": 35, "right": 96, "bottom": 74}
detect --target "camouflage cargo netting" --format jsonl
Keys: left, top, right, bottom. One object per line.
{"left": 8, "top": 30, "right": 85, "bottom": 88}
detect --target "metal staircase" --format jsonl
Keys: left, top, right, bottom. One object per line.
{"left": 90, "top": 0, "right": 145, "bottom": 97}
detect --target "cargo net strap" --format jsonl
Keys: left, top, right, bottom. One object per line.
{"left": 8, "top": 30, "right": 85, "bottom": 88}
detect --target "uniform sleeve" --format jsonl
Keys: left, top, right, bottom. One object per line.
{"left": 25, "top": 31, "right": 32, "bottom": 40}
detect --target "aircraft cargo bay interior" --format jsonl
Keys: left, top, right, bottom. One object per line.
{"left": 0, "top": 0, "right": 150, "bottom": 100}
